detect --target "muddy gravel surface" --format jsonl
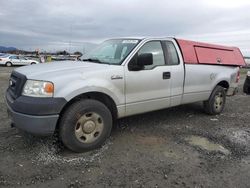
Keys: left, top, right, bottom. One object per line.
{"left": 0, "top": 66, "right": 250, "bottom": 188}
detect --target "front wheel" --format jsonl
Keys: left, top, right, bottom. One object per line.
{"left": 59, "top": 99, "right": 113, "bottom": 152}
{"left": 5, "top": 62, "right": 12, "bottom": 67}
{"left": 203, "top": 86, "right": 226, "bottom": 115}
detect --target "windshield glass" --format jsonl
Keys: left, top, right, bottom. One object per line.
{"left": 82, "top": 39, "right": 140, "bottom": 65}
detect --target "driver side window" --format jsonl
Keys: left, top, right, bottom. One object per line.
{"left": 128, "top": 41, "right": 165, "bottom": 70}
{"left": 19, "top": 56, "right": 26, "bottom": 60}
{"left": 137, "top": 41, "right": 165, "bottom": 70}
{"left": 10, "top": 56, "right": 18, "bottom": 59}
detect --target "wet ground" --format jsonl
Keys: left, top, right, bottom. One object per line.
{"left": 0, "top": 66, "right": 250, "bottom": 187}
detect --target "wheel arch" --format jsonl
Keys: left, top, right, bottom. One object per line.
{"left": 57, "top": 91, "right": 118, "bottom": 130}
{"left": 216, "top": 80, "right": 229, "bottom": 90}
{"left": 5, "top": 61, "right": 12, "bottom": 66}
{"left": 207, "top": 80, "right": 230, "bottom": 100}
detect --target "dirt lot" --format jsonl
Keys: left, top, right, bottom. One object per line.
{"left": 0, "top": 66, "right": 250, "bottom": 188}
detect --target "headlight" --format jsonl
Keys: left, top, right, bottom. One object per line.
{"left": 22, "top": 80, "right": 54, "bottom": 97}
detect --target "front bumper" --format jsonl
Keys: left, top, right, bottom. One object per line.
{"left": 5, "top": 91, "right": 67, "bottom": 136}
{"left": 6, "top": 101, "right": 59, "bottom": 136}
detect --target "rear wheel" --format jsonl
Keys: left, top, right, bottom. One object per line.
{"left": 59, "top": 99, "right": 112, "bottom": 152}
{"left": 30, "top": 62, "right": 36, "bottom": 65}
{"left": 5, "top": 62, "right": 12, "bottom": 67}
{"left": 203, "top": 86, "right": 226, "bottom": 115}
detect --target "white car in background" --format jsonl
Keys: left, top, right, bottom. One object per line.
{"left": 0, "top": 55, "right": 39, "bottom": 67}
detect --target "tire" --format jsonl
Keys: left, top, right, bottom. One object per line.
{"left": 5, "top": 62, "right": 12, "bottom": 67}
{"left": 203, "top": 86, "right": 226, "bottom": 115}
{"left": 30, "top": 62, "right": 36, "bottom": 65}
{"left": 59, "top": 99, "right": 113, "bottom": 152}
{"left": 243, "top": 77, "right": 250, "bottom": 94}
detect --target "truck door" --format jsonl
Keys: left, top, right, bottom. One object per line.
{"left": 19, "top": 56, "right": 27, "bottom": 65}
{"left": 162, "top": 40, "right": 185, "bottom": 107}
{"left": 125, "top": 41, "right": 172, "bottom": 116}
{"left": 10, "top": 56, "right": 20, "bottom": 65}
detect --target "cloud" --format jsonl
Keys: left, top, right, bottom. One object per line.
{"left": 0, "top": 0, "right": 249, "bottom": 55}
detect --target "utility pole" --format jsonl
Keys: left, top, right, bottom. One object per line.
{"left": 82, "top": 45, "right": 85, "bottom": 55}
{"left": 69, "top": 24, "right": 72, "bottom": 54}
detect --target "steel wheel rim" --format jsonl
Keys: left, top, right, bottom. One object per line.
{"left": 214, "top": 92, "right": 224, "bottom": 111}
{"left": 75, "top": 112, "right": 104, "bottom": 143}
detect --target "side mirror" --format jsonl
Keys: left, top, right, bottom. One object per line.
{"left": 137, "top": 53, "right": 153, "bottom": 66}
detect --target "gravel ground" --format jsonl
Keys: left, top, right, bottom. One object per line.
{"left": 0, "top": 66, "right": 250, "bottom": 188}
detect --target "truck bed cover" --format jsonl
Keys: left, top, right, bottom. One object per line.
{"left": 176, "top": 39, "right": 246, "bottom": 66}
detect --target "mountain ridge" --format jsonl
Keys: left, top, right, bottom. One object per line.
{"left": 0, "top": 46, "right": 18, "bottom": 52}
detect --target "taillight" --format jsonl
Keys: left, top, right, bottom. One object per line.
{"left": 236, "top": 70, "right": 240, "bottom": 83}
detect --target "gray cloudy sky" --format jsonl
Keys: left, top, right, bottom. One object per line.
{"left": 0, "top": 0, "right": 250, "bottom": 55}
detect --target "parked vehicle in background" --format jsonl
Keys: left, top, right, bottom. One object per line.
{"left": 0, "top": 53, "right": 10, "bottom": 57}
{"left": 51, "top": 55, "right": 78, "bottom": 61}
{"left": 0, "top": 55, "right": 39, "bottom": 67}
{"left": 5, "top": 37, "right": 246, "bottom": 152}
{"left": 243, "top": 71, "right": 250, "bottom": 94}
{"left": 244, "top": 57, "right": 250, "bottom": 68}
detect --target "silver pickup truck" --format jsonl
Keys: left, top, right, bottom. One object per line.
{"left": 5, "top": 37, "right": 245, "bottom": 152}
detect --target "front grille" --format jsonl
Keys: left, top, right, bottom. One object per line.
{"left": 8, "top": 71, "right": 27, "bottom": 99}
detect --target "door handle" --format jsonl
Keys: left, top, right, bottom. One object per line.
{"left": 163, "top": 72, "right": 171, "bottom": 79}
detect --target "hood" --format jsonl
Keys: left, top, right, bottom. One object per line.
{"left": 15, "top": 61, "right": 111, "bottom": 79}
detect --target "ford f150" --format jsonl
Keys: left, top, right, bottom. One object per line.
{"left": 5, "top": 37, "right": 246, "bottom": 152}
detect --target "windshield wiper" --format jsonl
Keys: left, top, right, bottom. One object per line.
{"left": 82, "top": 58, "right": 110, "bottom": 65}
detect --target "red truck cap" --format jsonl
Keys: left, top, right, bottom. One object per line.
{"left": 176, "top": 39, "right": 246, "bottom": 66}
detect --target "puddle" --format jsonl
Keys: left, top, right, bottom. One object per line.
{"left": 185, "top": 136, "right": 231, "bottom": 155}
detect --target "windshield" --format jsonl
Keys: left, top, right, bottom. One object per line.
{"left": 82, "top": 39, "right": 140, "bottom": 65}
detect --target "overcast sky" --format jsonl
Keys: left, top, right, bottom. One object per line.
{"left": 0, "top": 0, "right": 249, "bottom": 55}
